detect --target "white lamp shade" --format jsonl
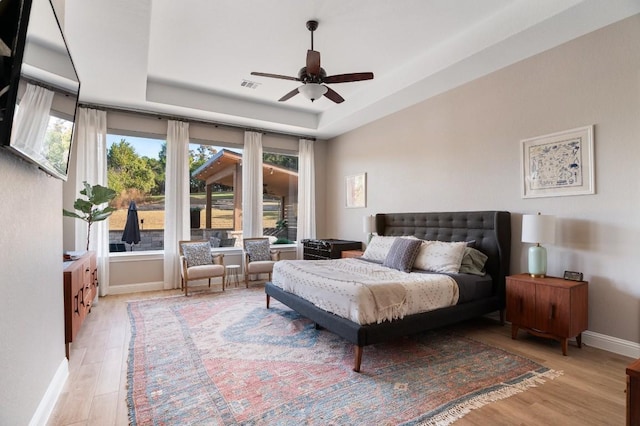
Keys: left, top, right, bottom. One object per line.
{"left": 522, "top": 214, "right": 556, "bottom": 244}
{"left": 363, "top": 215, "right": 374, "bottom": 233}
{"left": 299, "top": 83, "right": 327, "bottom": 101}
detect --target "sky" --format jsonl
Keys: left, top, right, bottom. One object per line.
{"left": 106, "top": 134, "right": 164, "bottom": 159}
{"left": 106, "top": 134, "right": 240, "bottom": 160}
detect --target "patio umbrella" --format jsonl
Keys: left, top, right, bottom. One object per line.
{"left": 121, "top": 201, "right": 141, "bottom": 250}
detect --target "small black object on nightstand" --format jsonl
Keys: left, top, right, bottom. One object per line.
{"left": 564, "top": 270, "right": 583, "bottom": 281}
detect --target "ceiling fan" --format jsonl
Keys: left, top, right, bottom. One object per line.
{"left": 251, "top": 20, "right": 374, "bottom": 103}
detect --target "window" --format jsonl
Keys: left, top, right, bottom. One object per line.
{"left": 189, "top": 144, "right": 298, "bottom": 245}
{"left": 263, "top": 151, "right": 298, "bottom": 243}
{"left": 106, "top": 134, "right": 166, "bottom": 252}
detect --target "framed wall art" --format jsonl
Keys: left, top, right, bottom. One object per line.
{"left": 345, "top": 172, "right": 366, "bottom": 208}
{"left": 521, "top": 125, "right": 594, "bottom": 198}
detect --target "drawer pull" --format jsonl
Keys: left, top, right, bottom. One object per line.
{"left": 74, "top": 295, "right": 79, "bottom": 314}
{"left": 549, "top": 304, "right": 555, "bottom": 319}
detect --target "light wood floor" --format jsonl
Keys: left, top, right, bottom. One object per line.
{"left": 47, "top": 288, "right": 633, "bottom": 425}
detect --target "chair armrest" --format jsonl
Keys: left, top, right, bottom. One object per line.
{"left": 180, "top": 255, "right": 188, "bottom": 277}
{"left": 211, "top": 253, "right": 224, "bottom": 265}
{"left": 270, "top": 250, "right": 281, "bottom": 261}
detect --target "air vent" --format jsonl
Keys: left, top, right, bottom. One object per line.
{"left": 240, "top": 79, "right": 261, "bottom": 89}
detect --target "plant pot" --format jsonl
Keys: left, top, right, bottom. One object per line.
{"left": 190, "top": 210, "right": 201, "bottom": 229}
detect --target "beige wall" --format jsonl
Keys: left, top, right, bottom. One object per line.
{"left": 0, "top": 150, "right": 67, "bottom": 425}
{"left": 326, "top": 15, "right": 640, "bottom": 345}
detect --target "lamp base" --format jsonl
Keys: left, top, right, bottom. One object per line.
{"left": 528, "top": 245, "right": 547, "bottom": 278}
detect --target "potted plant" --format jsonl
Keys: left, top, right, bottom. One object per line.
{"left": 275, "top": 219, "right": 288, "bottom": 237}
{"left": 63, "top": 181, "right": 117, "bottom": 250}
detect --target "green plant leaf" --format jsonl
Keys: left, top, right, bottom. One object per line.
{"left": 62, "top": 210, "right": 83, "bottom": 219}
{"left": 89, "top": 184, "right": 117, "bottom": 205}
{"left": 73, "top": 199, "right": 93, "bottom": 214}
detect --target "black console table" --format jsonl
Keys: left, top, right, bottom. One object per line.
{"left": 302, "top": 239, "right": 362, "bottom": 260}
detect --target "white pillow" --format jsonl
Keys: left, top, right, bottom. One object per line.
{"left": 362, "top": 236, "right": 397, "bottom": 262}
{"left": 413, "top": 241, "right": 467, "bottom": 273}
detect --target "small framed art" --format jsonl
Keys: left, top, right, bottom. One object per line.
{"left": 345, "top": 172, "right": 366, "bottom": 208}
{"left": 521, "top": 125, "right": 594, "bottom": 198}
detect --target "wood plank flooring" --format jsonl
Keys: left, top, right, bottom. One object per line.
{"left": 47, "top": 288, "right": 632, "bottom": 425}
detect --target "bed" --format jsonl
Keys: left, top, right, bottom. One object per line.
{"left": 265, "top": 211, "right": 511, "bottom": 372}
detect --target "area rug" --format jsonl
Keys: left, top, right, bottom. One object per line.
{"left": 127, "top": 288, "right": 560, "bottom": 425}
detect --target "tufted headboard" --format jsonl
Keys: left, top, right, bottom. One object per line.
{"left": 375, "top": 211, "right": 511, "bottom": 302}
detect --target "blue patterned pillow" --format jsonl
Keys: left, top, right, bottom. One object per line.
{"left": 181, "top": 242, "right": 212, "bottom": 267}
{"left": 383, "top": 238, "right": 422, "bottom": 272}
{"left": 245, "top": 239, "right": 271, "bottom": 262}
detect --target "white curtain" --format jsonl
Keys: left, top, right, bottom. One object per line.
{"left": 74, "top": 108, "right": 110, "bottom": 297}
{"left": 242, "top": 131, "right": 263, "bottom": 238}
{"left": 11, "top": 83, "right": 54, "bottom": 155}
{"left": 163, "top": 120, "right": 190, "bottom": 289}
{"left": 296, "top": 139, "right": 316, "bottom": 259}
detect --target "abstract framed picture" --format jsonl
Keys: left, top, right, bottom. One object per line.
{"left": 521, "top": 125, "right": 594, "bottom": 198}
{"left": 345, "top": 172, "right": 366, "bottom": 208}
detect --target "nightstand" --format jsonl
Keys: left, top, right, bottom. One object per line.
{"left": 341, "top": 250, "right": 364, "bottom": 258}
{"left": 506, "top": 273, "right": 588, "bottom": 355}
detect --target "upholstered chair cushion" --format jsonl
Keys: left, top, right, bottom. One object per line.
{"left": 187, "top": 264, "right": 225, "bottom": 279}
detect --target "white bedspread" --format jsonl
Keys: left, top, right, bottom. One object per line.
{"left": 271, "top": 258, "right": 459, "bottom": 325}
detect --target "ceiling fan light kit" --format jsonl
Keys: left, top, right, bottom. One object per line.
{"left": 251, "top": 20, "right": 374, "bottom": 104}
{"left": 299, "top": 83, "right": 327, "bottom": 101}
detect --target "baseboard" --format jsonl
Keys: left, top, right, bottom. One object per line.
{"left": 108, "top": 281, "right": 165, "bottom": 295}
{"left": 582, "top": 330, "right": 640, "bottom": 359}
{"left": 30, "top": 357, "right": 68, "bottom": 426}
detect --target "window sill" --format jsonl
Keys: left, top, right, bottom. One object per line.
{"left": 109, "top": 243, "right": 297, "bottom": 261}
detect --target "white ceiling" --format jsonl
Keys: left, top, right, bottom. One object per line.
{"left": 61, "top": 0, "right": 640, "bottom": 139}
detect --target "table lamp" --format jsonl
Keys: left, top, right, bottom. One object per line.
{"left": 363, "top": 215, "right": 374, "bottom": 244}
{"left": 521, "top": 213, "right": 556, "bottom": 278}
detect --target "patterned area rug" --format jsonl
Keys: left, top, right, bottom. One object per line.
{"left": 127, "top": 288, "right": 560, "bottom": 425}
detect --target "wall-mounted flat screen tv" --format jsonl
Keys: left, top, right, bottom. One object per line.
{"left": 0, "top": 0, "right": 80, "bottom": 181}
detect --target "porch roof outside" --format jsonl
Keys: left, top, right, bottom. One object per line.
{"left": 192, "top": 149, "right": 298, "bottom": 197}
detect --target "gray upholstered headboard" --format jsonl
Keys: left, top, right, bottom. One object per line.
{"left": 375, "top": 211, "right": 511, "bottom": 301}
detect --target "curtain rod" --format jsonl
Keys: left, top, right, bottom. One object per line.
{"left": 77, "top": 101, "right": 317, "bottom": 141}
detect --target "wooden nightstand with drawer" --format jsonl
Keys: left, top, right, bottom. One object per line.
{"left": 506, "top": 273, "right": 588, "bottom": 355}
{"left": 341, "top": 250, "right": 364, "bottom": 258}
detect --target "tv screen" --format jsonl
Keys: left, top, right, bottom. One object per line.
{"left": 0, "top": 0, "right": 80, "bottom": 181}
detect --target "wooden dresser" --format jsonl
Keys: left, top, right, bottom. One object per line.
{"left": 628, "top": 358, "right": 640, "bottom": 426}
{"left": 63, "top": 251, "right": 97, "bottom": 358}
{"left": 506, "top": 274, "right": 588, "bottom": 355}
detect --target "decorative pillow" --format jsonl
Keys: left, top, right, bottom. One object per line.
{"left": 209, "top": 237, "right": 221, "bottom": 248}
{"left": 245, "top": 239, "right": 271, "bottom": 262}
{"left": 383, "top": 238, "right": 423, "bottom": 272}
{"left": 413, "top": 241, "right": 467, "bottom": 273}
{"left": 362, "top": 236, "right": 398, "bottom": 262}
{"left": 458, "top": 247, "right": 488, "bottom": 276}
{"left": 181, "top": 242, "right": 212, "bottom": 267}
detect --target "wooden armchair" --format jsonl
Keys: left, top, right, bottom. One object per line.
{"left": 243, "top": 237, "right": 280, "bottom": 288}
{"left": 179, "top": 240, "right": 225, "bottom": 296}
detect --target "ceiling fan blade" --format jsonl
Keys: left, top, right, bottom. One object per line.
{"left": 324, "top": 72, "right": 374, "bottom": 84}
{"left": 306, "top": 50, "right": 321, "bottom": 75}
{"left": 278, "top": 87, "right": 300, "bottom": 102}
{"left": 323, "top": 86, "right": 344, "bottom": 104}
{"left": 251, "top": 72, "right": 300, "bottom": 82}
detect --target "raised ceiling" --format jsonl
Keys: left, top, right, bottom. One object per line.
{"left": 62, "top": 0, "right": 640, "bottom": 139}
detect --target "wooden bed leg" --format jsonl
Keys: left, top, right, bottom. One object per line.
{"left": 353, "top": 346, "right": 363, "bottom": 372}
{"left": 266, "top": 294, "right": 270, "bottom": 309}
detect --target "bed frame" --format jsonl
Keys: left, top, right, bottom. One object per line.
{"left": 265, "top": 211, "right": 511, "bottom": 372}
